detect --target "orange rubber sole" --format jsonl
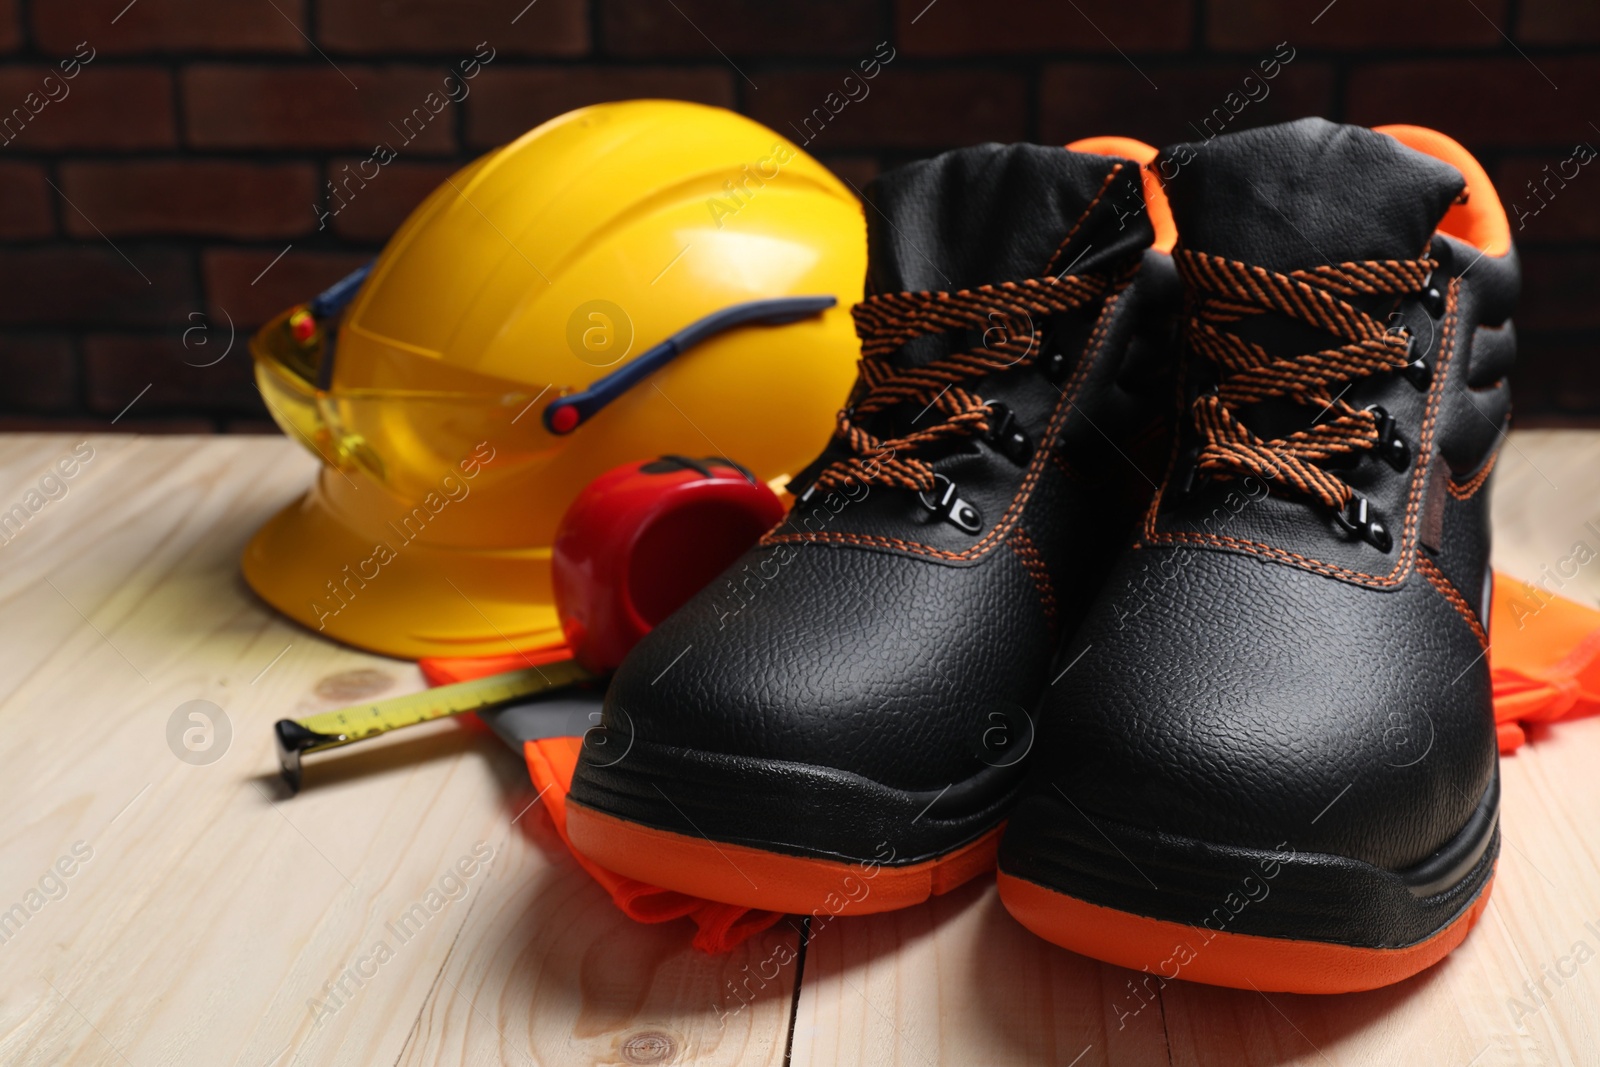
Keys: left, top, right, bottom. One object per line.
{"left": 996, "top": 866, "right": 1496, "bottom": 994}
{"left": 567, "top": 798, "right": 1003, "bottom": 914}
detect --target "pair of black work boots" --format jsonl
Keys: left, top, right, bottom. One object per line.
{"left": 567, "top": 118, "right": 1517, "bottom": 994}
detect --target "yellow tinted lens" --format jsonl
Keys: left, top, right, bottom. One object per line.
{"left": 319, "top": 334, "right": 561, "bottom": 496}
{"left": 323, "top": 389, "right": 555, "bottom": 499}
{"left": 255, "top": 350, "right": 326, "bottom": 451}
{"left": 253, "top": 303, "right": 572, "bottom": 496}
{"left": 252, "top": 308, "right": 370, "bottom": 471}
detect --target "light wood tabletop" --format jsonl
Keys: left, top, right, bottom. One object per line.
{"left": 1, "top": 430, "right": 1597, "bottom": 1067}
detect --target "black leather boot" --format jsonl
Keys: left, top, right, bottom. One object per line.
{"left": 567, "top": 141, "right": 1180, "bottom": 913}
{"left": 998, "top": 119, "right": 1516, "bottom": 993}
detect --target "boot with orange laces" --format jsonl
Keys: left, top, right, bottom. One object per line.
{"left": 998, "top": 119, "right": 1517, "bottom": 993}
{"left": 566, "top": 141, "right": 1180, "bottom": 913}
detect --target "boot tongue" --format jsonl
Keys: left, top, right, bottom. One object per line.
{"left": 860, "top": 143, "right": 1152, "bottom": 367}
{"left": 863, "top": 142, "right": 1152, "bottom": 296}
{"left": 1158, "top": 118, "right": 1465, "bottom": 273}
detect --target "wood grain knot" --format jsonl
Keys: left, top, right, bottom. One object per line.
{"left": 618, "top": 1029, "right": 678, "bottom": 1064}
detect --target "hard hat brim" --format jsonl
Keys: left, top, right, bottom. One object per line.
{"left": 242, "top": 478, "right": 565, "bottom": 662}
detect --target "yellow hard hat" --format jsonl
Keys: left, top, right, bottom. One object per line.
{"left": 242, "top": 100, "right": 865, "bottom": 660}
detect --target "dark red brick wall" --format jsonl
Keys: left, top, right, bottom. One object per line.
{"left": 0, "top": 0, "right": 1594, "bottom": 432}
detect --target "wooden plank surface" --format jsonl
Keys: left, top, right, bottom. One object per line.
{"left": 1, "top": 430, "right": 1598, "bottom": 1066}
{"left": 0, "top": 433, "right": 798, "bottom": 1067}
{"left": 791, "top": 429, "right": 1600, "bottom": 1067}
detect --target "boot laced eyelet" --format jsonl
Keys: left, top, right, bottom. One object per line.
{"left": 918, "top": 473, "right": 983, "bottom": 534}
{"left": 1365, "top": 405, "right": 1411, "bottom": 471}
{"left": 1419, "top": 273, "right": 1446, "bottom": 318}
{"left": 1333, "top": 493, "right": 1393, "bottom": 552}
{"left": 1034, "top": 322, "right": 1070, "bottom": 384}
{"left": 1041, "top": 347, "right": 1070, "bottom": 384}
{"left": 1391, "top": 330, "right": 1432, "bottom": 391}
{"left": 983, "top": 400, "right": 1033, "bottom": 465}
{"left": 1174, "top": 444, "right": 1208, "bottom": 498}
{"left": 1382, "top": 329, "right": 1433, "bottom": 391}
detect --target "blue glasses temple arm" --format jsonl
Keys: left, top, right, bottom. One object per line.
{"left": 542, "top": 295, "right": 837, "bottom": 435}
{"left": 311, "top": 261, "right": 375, "bottom": 320}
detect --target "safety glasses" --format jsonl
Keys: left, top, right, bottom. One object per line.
{"left": 251, "top": 261, "right": 837, "bottom": 490}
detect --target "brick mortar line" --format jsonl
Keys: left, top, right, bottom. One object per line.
{"left": 6, "top": 47, "right": 1600, "bottom": 64}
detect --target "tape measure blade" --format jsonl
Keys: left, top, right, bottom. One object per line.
{"left": 296, "top": 660, "right": 591, "bottom": 739}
